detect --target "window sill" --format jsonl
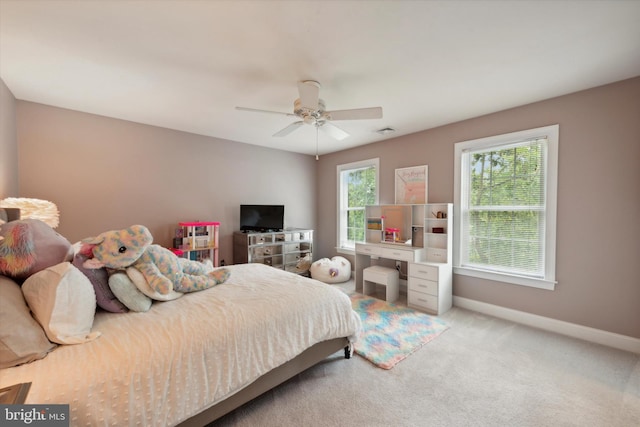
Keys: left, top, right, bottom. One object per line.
{"left": 454, "top": 266, "right": 556, "bottom": 291}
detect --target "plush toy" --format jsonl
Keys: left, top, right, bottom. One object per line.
{"left": 295, "top": 253, "right": 312, "bottom": 274}
{"left": 81, "top": 224, "right": 229, "bottom": 294}
{"left": 310, "top": 256, "right": 352, "bottom": 284}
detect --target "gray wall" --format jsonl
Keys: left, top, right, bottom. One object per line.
{"left": 14, "top": 101, "right": 317, "bottom": 267}
{"left": 0, "top": 79, "right": 18, "bottom": 198}
{"left": 316, "top": 77, "right": 640, "bottom": 339}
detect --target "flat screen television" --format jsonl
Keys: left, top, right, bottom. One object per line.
{"left": 240, "top": 204, "right": 285, "bottom": 232}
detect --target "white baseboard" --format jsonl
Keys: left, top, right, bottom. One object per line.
{"left": 453, "top": 296, "right": 640, "bottom": 354}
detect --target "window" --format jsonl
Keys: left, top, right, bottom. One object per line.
{"left": 454, "top": 125, "right": 558, "bottom": 290}
{"left": 337, "top": 158, "right": 379, "bottom": 252}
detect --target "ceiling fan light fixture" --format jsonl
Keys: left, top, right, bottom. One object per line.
{"left": 236, "top": 80, "right": 383, "bottom": 148}
{"left": 294, "top": 99, "right": 325, "bottom": 115}
{"left": 376, "top": 127, "right": 396, "bottom": 135}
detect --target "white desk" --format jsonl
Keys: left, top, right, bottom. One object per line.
{"left": 354, "top": 242, "right": 425, "bottom": 293}
{"left": 355, "top": 242, "right": 452, "bottom": 315}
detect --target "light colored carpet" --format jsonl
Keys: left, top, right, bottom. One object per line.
{"left": 211, "top": 280, "right": 640, "bottom": 427}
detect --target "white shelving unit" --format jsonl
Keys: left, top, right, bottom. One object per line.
{"left": 408, "top": 203, "right": 453, "bottom": 314}
{"left": 172, "top": 221, "right": 220, "bottom": 266}
{"left": 424, "top": 204, "right": 452, "bottom": 263}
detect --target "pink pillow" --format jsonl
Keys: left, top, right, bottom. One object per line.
{"left": 0, "top": 219, "right": 73, "bottom": 282}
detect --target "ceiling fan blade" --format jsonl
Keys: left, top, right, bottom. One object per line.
{"left": 297, "top": 80, "right": 320, "bottom": 110}
{"left": 320, "top": 122, "right": 349, "bottom": 141}
{"left": 273, "top": 121, "right": 305, "bottom": 137}
{"left": 235, "top": 106, "right": 296, "bottom": 117}
{"left": 325, "top": 106, "right": 383, "bottom": 121}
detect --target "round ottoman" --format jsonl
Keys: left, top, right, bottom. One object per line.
{"left": 310, "top": 256, "right": 351, "bottom": 283}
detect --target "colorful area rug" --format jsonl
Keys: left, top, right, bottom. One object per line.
{"left": 350, "top": 293, "right": 449, "bottom": 369}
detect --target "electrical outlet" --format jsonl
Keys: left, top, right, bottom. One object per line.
{"left": 395, "top": 261, "right": 401, "bottom": 271}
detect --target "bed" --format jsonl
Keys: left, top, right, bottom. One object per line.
{"left": 0, "top": 262, "right": 361, "bottom": 426}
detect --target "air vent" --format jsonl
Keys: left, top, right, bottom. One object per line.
{"left": 376, "top": 127, "right": 396, "bottom": 135}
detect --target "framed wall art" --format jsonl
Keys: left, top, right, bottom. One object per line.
{"left": 394, "top": 165, "right": 428, "bottom": 204}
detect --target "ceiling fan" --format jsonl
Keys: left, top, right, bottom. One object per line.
{"left": 235, "top": 80, "right": 383, "bottom": 141}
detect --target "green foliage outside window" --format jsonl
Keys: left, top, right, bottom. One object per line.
{"left": 467, "top": 141, "right": 546, "bottom": 276}
{"left": 345, "top": 166, "right": 377, "bottom": 245}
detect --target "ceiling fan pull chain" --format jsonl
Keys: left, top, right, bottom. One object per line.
{"left": 315, "top": 123, "right": 319, "bottom": 160}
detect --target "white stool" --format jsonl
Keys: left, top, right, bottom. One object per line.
{"left": 363, "top": 266, "right": 399, "bottom": 303}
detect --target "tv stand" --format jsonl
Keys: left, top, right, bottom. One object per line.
{"left": 233, "top": 228, "right": 313, "bottom": 275}
{"left": 241, "top": 228, "right": 284, "bottom": 233}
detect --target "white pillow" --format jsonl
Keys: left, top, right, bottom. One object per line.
{"left": 22, "top": 262, "right": 101, "bottom": 344}
{"left": 126, "top": 267, "right": 183, "bottom": 301}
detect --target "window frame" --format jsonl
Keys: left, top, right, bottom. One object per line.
{"left": 336, "top": 158, "right": 379, "bottom": 254}
{"left": 453, "top": 125, "right": 559, "bottom": 290}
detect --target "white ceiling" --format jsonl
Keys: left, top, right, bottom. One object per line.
{"left": 1, "top": 0, "right": 639, "bottom": 156}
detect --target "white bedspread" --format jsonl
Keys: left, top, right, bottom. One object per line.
{"left": 0, "top": 263, "right": 361, "bottom": 426}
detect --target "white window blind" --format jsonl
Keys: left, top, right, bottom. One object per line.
{"left": 336, "top": 158, "right": 379, "bottom": 252}
{"left": 454, "top": 125, "right": 558, "bottom": 289}
{"left": 462, "top": 138, "right": 546, "bottom": 276}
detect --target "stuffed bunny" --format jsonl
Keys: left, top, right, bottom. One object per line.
{"left": 82, "top": 224, "right": 229, "bottom": 294}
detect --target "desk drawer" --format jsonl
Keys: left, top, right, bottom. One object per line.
{"left": 250, "top": 235, "right": 272, "bottom": 245}
{"left": 284, "top": 242, "right": 300, "bottom": 252}
{"left": 409, "top": 277, "right": 438, "bottom": 296}
{"left": 250, "top": 245, "right": 281, "bottom": 258}
{"left": 381, "top": 247, "right": 414, "bottom": 262}
{"left": 355, "top": 244, "right": 382, "bottom": 256}
{"left": 284, "top": 253, "right": 306, "bottom": 264}
{"left": 408, "top": 263, "right": 439, "bottom": 281}
{"left": 408, "top": 290, "right": 438, "bottom": 312}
